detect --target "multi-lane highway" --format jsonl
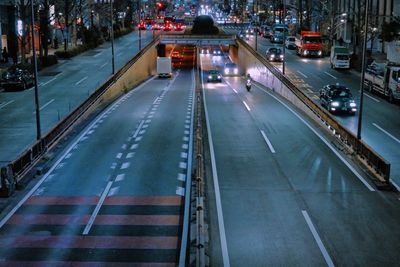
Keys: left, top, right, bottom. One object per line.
{"left": 200, "top": 50, "right": 400, "bottom": 266}
{"left": 0, "top": 31, "right": 154, "bottom": 164}
{"left": 223, "top": 26, "right": 400, "bottom": 188}
{"left": 0, "top": 46, "right": 196, "bottom": 263}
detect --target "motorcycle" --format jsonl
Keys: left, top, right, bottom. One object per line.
{"left": 246, "top": 79, "right": 252, "bottom": 91}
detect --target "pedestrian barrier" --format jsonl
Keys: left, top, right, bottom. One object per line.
{"left": 236, "top": 38, "right": 391, "bottom": 184}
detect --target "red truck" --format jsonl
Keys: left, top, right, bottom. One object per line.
{"left": 295, "top": 31, "right": 323, "bottom": 57}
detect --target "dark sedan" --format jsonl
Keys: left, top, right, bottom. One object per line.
{"left": 266, "top": 47, "right": 284, "bottom": 62}
{"left": 0, "top": 68, "right": 34, "bottom": 91}
{"left": 319, "top": 84, "right": 357, "bottom": 114}
{"left": 207, "top": 70, "right": 222, "bottom": 82}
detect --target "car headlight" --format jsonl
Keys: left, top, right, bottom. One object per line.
{"left": 318, "top": 50, "right": 322, "bottom": 56}
{"left": 224, "top": 69, "right": 229, "bottom": 74}
{"left": 331, "top": 101, "right": 340, "bottom": 107}
{"left": 234, "top": 68, "right": 238, "bottom": 74}
{"left": 208, "top": 75, "right": 212, "bottom": 79}
{"left": 304, "top": 50, "right": 309, "bottom": 55}
{"left": 280, "top": 54, "right": 284, "bottom": 58}
{"left": 217, "top": 75, "right": 221, "bottom": 79}
{"left": 350, "top": 102, "right": 357, "bottom": 107}
{"left": 271, "top": 54, "right": 275, "bottom": 58}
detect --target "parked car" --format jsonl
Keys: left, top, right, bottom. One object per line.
{"left": 319, "top": 84, "right": 357, "bottom": 114}
{"left": 0, "top": 68, "right": 34, "bottom": 91}
{"left": 266, "top": 47, "right": 284, "bottom": 62}
{"left": 207, "top": 70, "right": 222, "bottom": 82}
{"left": 285, "top": 36, "right": 296, "bottom": 49}
{"left": 224, "top": 62, "right": 239, "bottom": 75}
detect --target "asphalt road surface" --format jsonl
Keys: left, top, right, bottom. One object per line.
{"left": 200, "top": 52, "right": 400, "bottom": 266}
{"left": 224, "top": 27, "right": 400, "bottom": 189}
{"left": 0, "top": 31, "right": 154, "bottom": 164}
{"left": 0, "top": 67, "right": 195, "bottom": 265}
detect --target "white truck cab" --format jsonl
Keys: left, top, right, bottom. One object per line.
{"left": 330, "top": 46, "right": 350, "bottom": 69}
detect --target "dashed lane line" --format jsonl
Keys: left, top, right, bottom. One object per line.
{"left": 302, "top": 210, "right": 335, "bottom": 267}
{"left": 324, "top": 71, "right": 337, "bottom": 79}
{"left": 260, "top": 130, "right": 276, "bottom": 153}
{"left": 0, "top": 100, "right": 15, "bottom": 110}
{"left": 372, "top": 123, "right": 400, "bottom": 144}
{"left": 75, "top": 76, "right": 88, "bottom": 86}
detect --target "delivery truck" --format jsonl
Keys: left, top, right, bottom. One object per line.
{"left": 157, "top": 57, "right": 172, "bottom": 78}
{"left": 330, "top": 46, "right": 350, "bottom": 69}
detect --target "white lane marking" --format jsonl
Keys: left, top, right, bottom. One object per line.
{"left": 135, "top": 136, "right": 143, "bottom": 142}
{"left": 94, "top": 51, "right": 104, "bottom": 58}
{"left": 133, "top": 120, "right": 145, "bottom": 138}
{"left": 82, "top": 181, "right": 113, "bottom": 235}
{"left": 130, "top": 144, "right": 139, "bottom": 150}
{"left": 389, "top": 179, "right": 400, "bottom": 192}
{"left": 126, "top": 152, "right": 135, "bottom": 158}
{"left": 176, "top": 186, "right": 185, "bottom": 196}
{"left": 120, "top": 162, "right": 130, "bottom": 169}
{"left": 116, "top": 153, "right": 123, "bottom": 159}
{"left": 324, "top": 71, "right": 337, "bottom": 79}
{"left": 243, "top": 101, "right": 251, "bottom": 111}
{"left": 182, "top": 144, "right": 188, "bottom": 149}
{"left": 297, "top": 71, "right": 308, "bottom": 78}
{"left": 75, "top": 76, "right": 88, "bottom": 86}
{"left": 232, "top": 88, "right": 238, "bottom": 93}
{"left": 256, "top": 84, "right": 375, "bottom": 192}
{"left": 260, "top": 130, "right": 276, "bottom": 153}
{"left": 0, "top": 76, "right": 156, "bottom": 230}
{"left": 364, "top": 93, "right": 380, "bottom": 102}
{"left": 179, "top": 162, "right": 187, "bottom": 169}
{"left": 34, "top": 99, "right": 55, "bottom": 113}
{"left": 181, "top": 152, "right": 188, "bottom": 158}
{"left": 115, "top": 173, "right": 125, "bottom": 182}
{"left": 100, "top": 62, "right": 108, "bottom": 69}
{"left": 177, "top": 173, "right": 186, "bottom": 181}
{"left": 183, "top": 136, "right": 189, "bottom": 141}
{"left": 41, "top": 77, "right": 57, "bottom": 86}
{"left": 65, "top": 153, "right": 72, "bottom": 159}
{"left": 302, "top": 210, "right": 335, "bottom": 267}
{"left": 201, "top": 57, "right": 231, "bottom": 267}
{"left": 373, "top": 123, "right": 400, "bottom": 144}
{"left": 0, "top": 100, "right": 15, "bottom": 109}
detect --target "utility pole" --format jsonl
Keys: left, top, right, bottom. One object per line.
{"left": 110, "top": 0, "right": 115, "bottom": 74}
{"left": 357, "top": 0, "right": 370, "bottom": 140}
{"left": 31, "top": 0, "right": 41, "bottom": 140}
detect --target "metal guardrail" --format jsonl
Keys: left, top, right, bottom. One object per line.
{"left": 237, "top": 38, "right": 391, "bottom": 183}
{"left": 3, "top": 36, "right": 160, "bottom": 188}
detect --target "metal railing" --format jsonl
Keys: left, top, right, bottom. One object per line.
{"left": 237, "top": 38, "right": 391, "bottom": 184}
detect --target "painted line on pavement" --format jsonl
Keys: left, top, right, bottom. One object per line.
{"left": 373, "top": 123, "right": 400, "bottom": 144}
{"left": 34, "top": 99, "right": 55, "bottom": 114}
{"left": 302, "top": 210, "right": 335, "bottom": 267}
{"left": 100, "top": 62, "right": 108, "bottom": 69}
{"left": 82, "top": 181, "right": 113, "bottom": 235}
{"left": 324, "top": 71, "right": 337, "bottom": 79}
{"left": 363, "top": 93, "right": 380, "bottom": 102}
{"left": 255, "top": 84, "right": 375, "bottom": 191}
{"left": 94, "top": 51, "right": 104, "bottom": 58}
{"left": 242, "top": 101, "right": 251, "bottom": 111}
{"left": 0, "top": 100, "right": 15, "bottom": 110}
{"left": 297, "top": 71, "right": 308, "bottom": 78}
{"left": 390, "top": 179, "right": 400, "bottom": 192}
{"left": 75, "top": 76, "right": 88, "bottom": 86}
{"left": 200, "top": 57, "right": 231, "bottom": 267}
{"left": 132, "top": 120, "right": 145, "bottom": 138}
{"left": 41, "top": 77, "right": 57, "bottom": 86}
{"left": 0, "top": 76, "right": 156, "bottom": 230}
{"left": 260, "top": 130, "right": 276, "bottom": 153}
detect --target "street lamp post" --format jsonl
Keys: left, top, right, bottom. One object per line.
{"left": 357, "top": 0, "right": 370, "bottom": 140}
{"left": 282, "top": 1, "right": 286, "bottom": 75}
{"left": 110, "top": 0, "right": 115, "bottom": 74}
{"left": 31, "top": 0, "right": 41, "bottom": 140}
{"left": 138, "top": 1, "right": 142, "bottom": 51}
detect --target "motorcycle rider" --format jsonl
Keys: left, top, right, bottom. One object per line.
{"left": 246, "top": 74, "right": 252, "bottom": 91}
